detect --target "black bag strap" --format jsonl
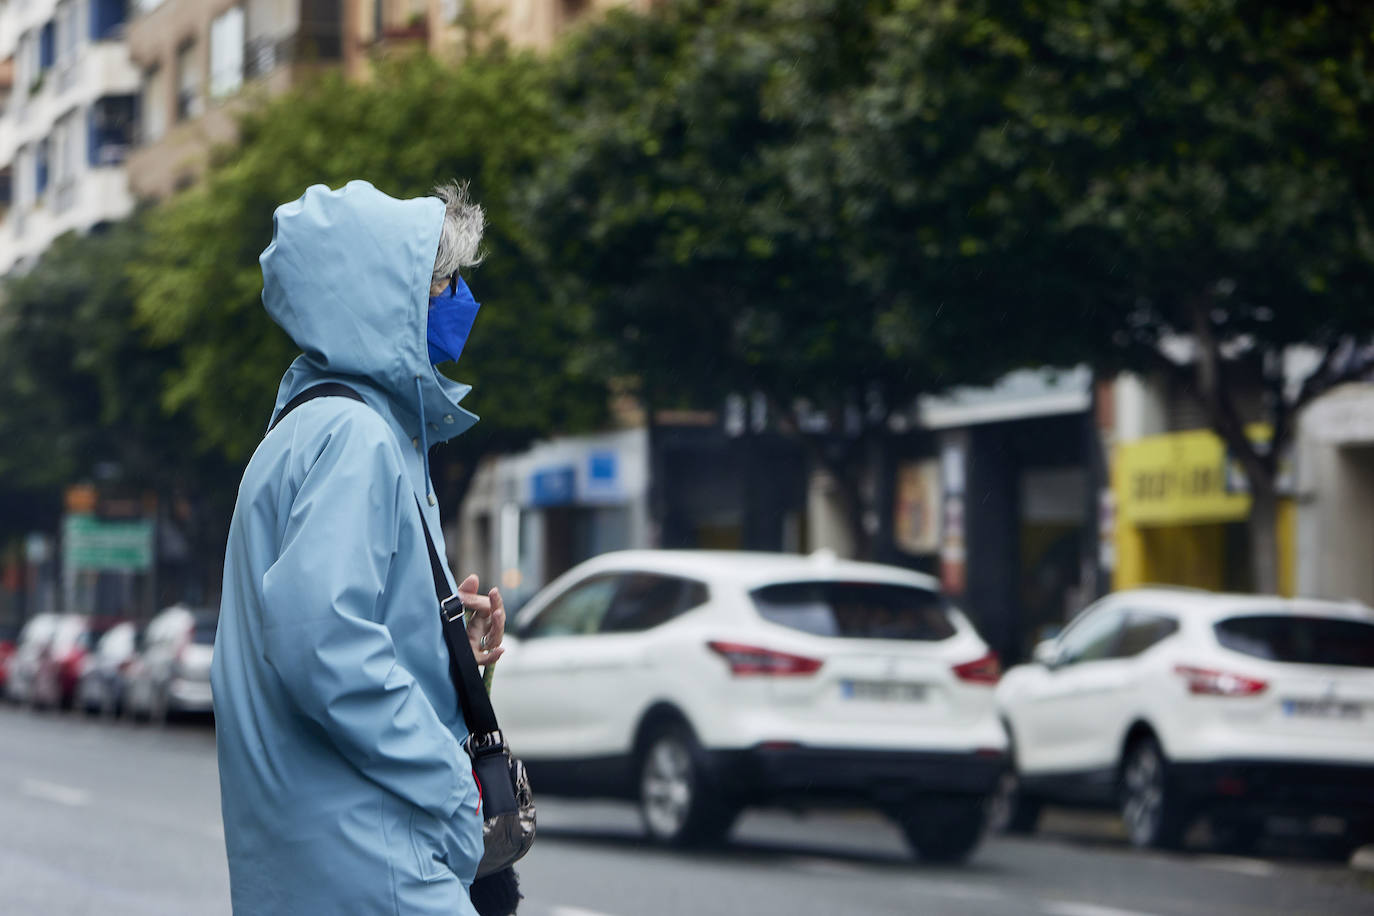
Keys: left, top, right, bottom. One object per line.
{"left": 266, "top": 382, "right": 503, "bottom": 742}
{"left": 267, "top": 382, "right": 366, "bottom": 433}
{"left": 416, "top": 502, "right": 502, "bottom": 739}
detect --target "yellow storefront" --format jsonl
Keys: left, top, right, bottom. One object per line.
{"left": 1112, "top": 428, "right": 1295, "bottom": 595}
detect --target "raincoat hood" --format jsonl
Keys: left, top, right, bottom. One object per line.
{"left": 260, "top": 180, "right": 478, "bottom": 445}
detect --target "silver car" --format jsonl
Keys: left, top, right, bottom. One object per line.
{"left": 123, "top": 606, "right": 217, "bottom": 723}
{"left": 75, "top": 621, "right": 140, "bottom": 716}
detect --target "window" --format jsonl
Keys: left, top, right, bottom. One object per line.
{"left": 19, "top": 31, "right": 40, "bottom": 94}
{"left": 34, "top": 138, "right": 50, "bottom": 196}
{"left": 39, "top": 21, "right": 56, "bottom": 70}
{"left": 176, "top": 40, "right": 201, "bottom": 121}
{"left": 751, "top": 581, "right": 957, "bottom": 641}
{"left": 91, "top": 0, "right": 128, "bottom": 41}
{"left": 90, "top": 95, "right": 136, "bottom": 165}
{"left": 142, "top": 65, "right": 167, "bottom": 142}
{"left": 1215, "top": 615, "right": 1374, "bottom": 669}
{"left": 522, "top": 575, "right": 619, "bottom": 639}
{"left": 601, "top": 573, "right": 708, "bottom": 633}
{"left": 1116, "top": 612, "right": 1179, "bottom": 659}
{"left": 209, "top": 6, "right": 244, "bottom": 99}
{"left": 1056, "top": 604, "right": 1125, "bottom": 666}
{"left": 51, "top": 110, "right": 81, "bottom": 209}
{"left": 55, "top": 1, "right": 79, "bottom": 67}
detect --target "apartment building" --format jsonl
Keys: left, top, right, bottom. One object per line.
{"left": 0, "top": 0, "right": 138, "bottom": 275}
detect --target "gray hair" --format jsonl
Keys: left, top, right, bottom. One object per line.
{"left": 431, "top": 181, "right": 485, "bottom": 285}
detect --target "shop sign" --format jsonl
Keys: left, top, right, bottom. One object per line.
{"left": 1115, "top": 426, "right": 1272, "bottom": 526}
{"left": 894, "top": 460, "right": 942, "bottom": 554}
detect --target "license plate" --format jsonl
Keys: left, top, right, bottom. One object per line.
{"left": 1282, "top": 699, "right": 1364, "bottom": 720}
{"left": 841, "top": 680, "right": 927, "bottom": 702}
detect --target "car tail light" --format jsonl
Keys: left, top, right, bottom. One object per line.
{"left": 1174, "top": 665, "right": 1267, "bottom": 697}
{"left": 707, "top": 641, "right": 823, "bottom": 676}
{"left": 952, "top": 651, "right": 1001, "bottom": 685}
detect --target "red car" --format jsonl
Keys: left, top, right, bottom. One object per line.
{"left": 0, "top": 625, "right": 18, "bottom": 691}
{"left": 32, "top": 615, "right": 128, "bottom": 710}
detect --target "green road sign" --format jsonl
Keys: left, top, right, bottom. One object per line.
{"left": 63, "top": 515, "right": 154, "bottom": 572}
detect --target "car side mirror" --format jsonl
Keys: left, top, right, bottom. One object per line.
{"left": 1033, "top": 639, "right": 1061, "bottom": 669}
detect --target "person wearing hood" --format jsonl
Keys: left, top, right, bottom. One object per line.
{"left": 212, "top": 180, "right": 503, "bottom": 915}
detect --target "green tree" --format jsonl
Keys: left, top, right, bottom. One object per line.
{"left": 131, "top": 49, "right": 607, "bottom": 510}
{"left": 530, "top": 0, "right": 982, "bottom": 556}
{"left": 0, "top": 220, "right": 235, "bottom": 589}
{"left": 833, "top": 0, "right": 1374, "bottom": 590}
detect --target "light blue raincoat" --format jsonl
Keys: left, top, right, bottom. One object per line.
{"left": 212, "top": 181, "right": 484, "bottom": 915}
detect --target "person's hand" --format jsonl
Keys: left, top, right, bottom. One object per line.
{"left": 457, "top": 574, "right": 505, "bottom": 666}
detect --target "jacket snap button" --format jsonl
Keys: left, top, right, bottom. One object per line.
{"left": 443, "top": 415, "right": 454, "bottom": 424}
{"left": 411, "top": 437, "right": 420, "bottom": 449}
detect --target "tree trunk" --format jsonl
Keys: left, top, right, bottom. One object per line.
{"left": 1247, "top": 480, "right": 1281, "bottom": 595}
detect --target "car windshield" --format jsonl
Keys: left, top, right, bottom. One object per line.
{"left": 751, "top": 581, "right": 957, "bottom": 641}
{"left": 1214, "top": 614, "right": 1374, "bottom": 669}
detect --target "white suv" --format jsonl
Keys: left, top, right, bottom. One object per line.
{"left": 492, "top": 550, "right": 1008, "bottom": 862}
{"left": 996, "top": 588, "right": 1374, "bottom": 856}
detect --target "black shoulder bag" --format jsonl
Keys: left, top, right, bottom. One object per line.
{"left": 270, "top": 384, "right": 536, "bottom": 914}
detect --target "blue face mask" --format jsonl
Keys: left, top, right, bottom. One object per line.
{"left": 426, "top": 275, "right": 481, "bottom": 365}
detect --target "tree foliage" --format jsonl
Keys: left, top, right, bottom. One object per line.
{"left": 530, "top": 0, "right": 1374, "bottom": 572}
{"left": 131, "top": 50, "right": 608, "bottom": 475}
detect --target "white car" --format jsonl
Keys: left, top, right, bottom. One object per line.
{"left": 996, "top": 588, "right": 1374, "bottom": 857}
{"left": 492, "top": 550, "right": 1007, "bottom": 863}
{"left": 123, "top": 605, "right": 217, "bottom": 722}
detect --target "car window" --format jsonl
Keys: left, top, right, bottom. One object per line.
{"left": 600, "top": 573, "right": 708, "bottom": 633}
{"left": 1214, "top": 615, "right": 1374, "bottom": 668}
{"left": 523, "top": 575, "right": 620, "bottom": 639}
{"left": 751, "top": 581, "right": 957, "bottom": 640}
{"left": 192, "top": 617, "right": 218, "bottom": 645}
{"left": 1115, "top": 612, "right": 1179, "bottom": 658}
{"left": 1057, "top": 604, "right": 1125, "bottom": 666}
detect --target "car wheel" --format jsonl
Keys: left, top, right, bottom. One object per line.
{"left": 897, "top": 797, "right": 987, "bottom": 864}
{"left": 1120, "top": 736, "right": 1188, "bottom": 850}
{"left": 638, "top": 726, "right": 736, "bottom": 847}
{"left": 988, "top": 768, "right": 1043, "bottom": 836}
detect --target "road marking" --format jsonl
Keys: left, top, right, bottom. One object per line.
{"left": 1042, "top": 903, "right": 1161, "bottom": 916}
{"left": 550, "top": 907, "right": 619, "bottom": 916}
{"left": 914, "top": 881, "right": 1008, "bottom": 902}
{"left": 1196, "top": 855, "right": 1276, "bottom": 877}
{"left": 19, "top": 778, "right": 91, "bottom": 807}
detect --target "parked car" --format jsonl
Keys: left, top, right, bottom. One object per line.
{"left": 75, "top": 621, "right": 140, "bottom": 716}
{"left": 4, "top": 613, "right": 59, "bottom": 705}
{"left": 31, "top": 615, "right": 133, "bottom": 710}
{"left": 0, "top": 624, "right": 18, "bottom": 692}
{"left": 995, "top": 588, "right": 1374, "bottom": 858}
{"left": 492, "top": 550, "right": 1007, "bottom": 863}
{"left": 123, "top": 606, "right": 218, "bottom": 723}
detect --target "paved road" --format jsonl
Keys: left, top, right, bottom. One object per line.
{"left": 0, "top": 705, "right": 1371, "bottom": 915}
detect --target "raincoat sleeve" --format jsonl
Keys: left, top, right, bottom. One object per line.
{"left": 259, "top": 413, "right": 469, "bottom": 819}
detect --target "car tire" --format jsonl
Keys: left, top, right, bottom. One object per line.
{"left": 988, "top": 732, "right": 1042, "bottom": 836}
{"left": 988, "top": 769, "right": 1043, "bottom": 836}
{"left": 637, "top": 726, "right": 737, "bottom": 848}
{"left": 897, "top": 797, "right": 987, "bottom": 864}
{"left": 1120, "top": 736, "right": 1188, "bottom": 850}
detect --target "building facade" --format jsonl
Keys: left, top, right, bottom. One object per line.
{"left": 0, "top": 0, "right": 138, "bottom": 275}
